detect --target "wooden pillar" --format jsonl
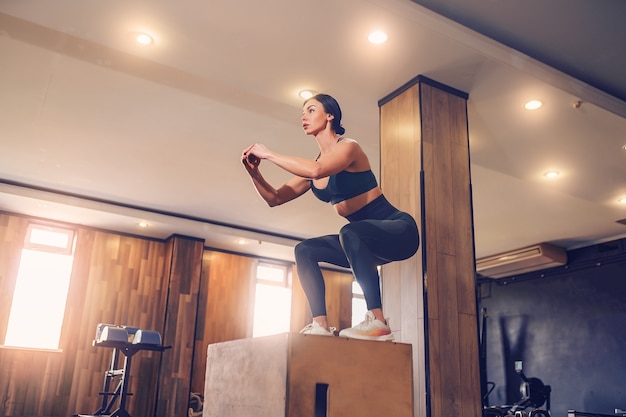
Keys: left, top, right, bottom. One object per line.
{"left": 156, "top": 234, "right": 204, "bottom": 417}
{"left": 379, "top": 75, "right": 481, "bottom": 417}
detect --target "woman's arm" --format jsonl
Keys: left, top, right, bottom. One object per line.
{"left": 245, "top": 139, "right": 361, "bottom": 180}
{"left": 242, "top": 150, "right": 311, "bottom": 207}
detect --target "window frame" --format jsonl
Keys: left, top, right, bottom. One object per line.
{"left": 23, "top": 222, "right": 76, "bottom": 255}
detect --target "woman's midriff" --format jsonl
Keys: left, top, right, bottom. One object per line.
{"left": 333, "top": 187, "right": 382, "bottom": 218}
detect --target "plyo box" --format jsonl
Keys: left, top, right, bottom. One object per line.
{"left": 204, "top": 332, "right": 414, "bottom": 417}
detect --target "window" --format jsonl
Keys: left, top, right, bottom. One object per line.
{"left": 252, "top": 262, "right": 292, "bottom": 337}
{"left": 351, "top": 280, "right": 368, "bottom": 326}
{"left": 4, "top": 223, "right": 75, "bottom": 350}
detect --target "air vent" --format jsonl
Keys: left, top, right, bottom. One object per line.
{"left": 476, "top": 242, "right": 567, "bottom": 279}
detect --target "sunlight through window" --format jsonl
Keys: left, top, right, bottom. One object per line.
{"left": 351, "top": 281, "right": 367, "bottom": 326}
{"left": 252, "top": 263, "right": 291, "bottom": 337}
{"left": 4, "top": 224, "right": 75, "bottom": 350}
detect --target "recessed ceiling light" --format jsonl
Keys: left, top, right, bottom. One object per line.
{"left": 237, "top": 238, "right": 248, "bottom": 245}
{"left": 543, "top": 170, "right": 560, "bottom": 179}
{"left": 137, "top": 221, "right": 149, "bottom": 228}
{"left": 136, "top": 33, "right": 154, "bottom": 45}
{"left": 299, "top": 90, "right": 315, "bottom": 100}
{"left": 524, "top": 100, "right": 543, "bottom": 110}
{"left": 619, "top": 197, "right": 626, "bottom": 204}
{"left": 622, "top": 144, "right": 626, "bottom": 151}
{"left": 368, "top": 31, "right": 388, "bottom": 44}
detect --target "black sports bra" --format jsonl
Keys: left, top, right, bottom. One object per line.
{"left": 310, "top": 170, "right": 378, "bottom": 204}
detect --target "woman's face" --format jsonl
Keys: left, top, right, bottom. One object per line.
{"left": 301, "top": 99, "right": 333, "bottom": 136}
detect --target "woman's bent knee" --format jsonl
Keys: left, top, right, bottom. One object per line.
{"left": 294, "top": 240, "right": 310, "bottom": 261}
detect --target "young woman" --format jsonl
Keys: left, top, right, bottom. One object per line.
{"left": 241, "top": 94, "right": 419, "bottom": 341}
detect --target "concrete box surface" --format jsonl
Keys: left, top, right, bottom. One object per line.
{"left": 204, "top": 333, "right": 413, "bottom": 417}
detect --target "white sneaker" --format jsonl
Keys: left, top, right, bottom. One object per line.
{"left": 299, "top": 320, "right": 336, "bottom": 336}
{"left": 339, "top": 311, "right": 394, "bottom": 341}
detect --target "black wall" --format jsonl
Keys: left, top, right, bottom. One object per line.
{"left": 478, "top": 239, "right": 626, "bottom": 417}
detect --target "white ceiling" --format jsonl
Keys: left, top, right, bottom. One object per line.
{"left": 1, "top": 0, "right": 625, "bottom": 264}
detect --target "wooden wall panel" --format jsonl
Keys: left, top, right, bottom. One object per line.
{"left": 56, "top": 227, "right": 97, "bottom": 417}
{"left": 190, "top": 250, "right": 257, "bottom": 394}
{"left": 0, "top": 213, "right": 28, "bottom": 343}
{"left": 66, "top": 229, "right": 169, "bottom": 417}
{"left": 0, "top": 349, "right": 64, "bottom": 416}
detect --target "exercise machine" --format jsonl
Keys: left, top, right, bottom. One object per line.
{"left": 74, "top": 324, "right": 171, "bottom": 417}
{"left": 483, "top": 361, "right": 551, "bottom": 417}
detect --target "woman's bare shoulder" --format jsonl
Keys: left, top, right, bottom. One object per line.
{"left": 338, "top": 137, "right": 362, "bottom": 150}
{"left": 340, "top": 137, "right": 358, "bottom": 144}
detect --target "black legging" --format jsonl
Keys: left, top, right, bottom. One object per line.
{"left": 294, "top": 195, "right": 419, "bottom": 317}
